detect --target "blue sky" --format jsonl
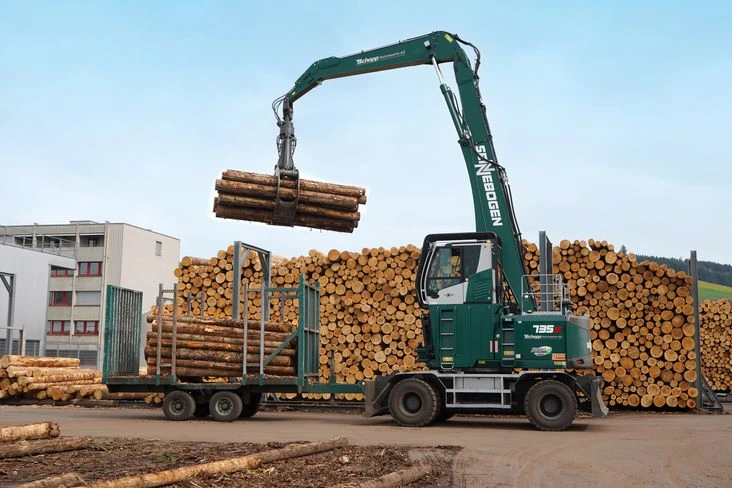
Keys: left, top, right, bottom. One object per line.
{"left": 1, "top": 1, "right": 730, "bottom": 263}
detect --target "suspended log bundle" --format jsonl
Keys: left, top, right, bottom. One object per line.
{"left": 213, "top": 169, "right": 366, "bottom": 233}
{"left": 0, "top": 356, "right": 106, "bottom": 402}
{"left": 523, "top": 239, "right": 699, "bottom": 409}
{"left": 700, "top": 299, "right": 732, "bottom": 391}
{"left": 144, "top": 315, "right": 298, "bottom": 378}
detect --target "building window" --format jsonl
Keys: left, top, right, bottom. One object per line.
{"left": 46, "top": 320, "right": 71, "bottom": 335}
{"left": 49, "top": 291, "right": 72, "bottom": 306}
{"left": 50, "top": 266, "right": 74, "bottom": 277}
{"left": 78, "top": 261, "right": 102, "bottom": 276}
{"left": 155, "top": 240, "right": 162, "bottom": 256}
{"left": 74, "top": 320, "right": 99, "bottom": 335}
{"left": 76, "top": 291, "right": 101, "bottom": 306}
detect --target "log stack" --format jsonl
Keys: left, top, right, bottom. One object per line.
{"left": 0, "top": 356, "right": 106, "bottom": 402}
{"left": 144, "top": 315, "right": 298, "bottom": 378}
{"left": 523, "top": 239, "right": 699, "bottom": 409}
{"left": 700, "top": 299, "right": 732, "bottom": 391}
{"left": 213, "top": 170, "right": 366, "bottom": 233}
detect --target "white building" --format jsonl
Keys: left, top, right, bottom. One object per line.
{"left": 0, "top": 245, "right": 76, "bottom": 357}
{"left": 0, "top": 221, "right": 180, "bottom": 367}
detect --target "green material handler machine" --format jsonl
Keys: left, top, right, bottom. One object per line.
{"left": 269, "top": 31, "right": 608, "bottom": 430}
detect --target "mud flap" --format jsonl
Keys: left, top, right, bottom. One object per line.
{"left": 576, "top": 375, "right": 609, "bottom": 417}
{"left": 363, "top": 374, "right": 394, "bottom": 417}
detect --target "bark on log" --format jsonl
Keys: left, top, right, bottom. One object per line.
{"left": 84, "top": 437, "right": 349, "bottom": 488}
{"left": 216, "top": 179, "right": 361, "bottom": 212}
{"left": 147, "top": 330, "right": 294, "bottom": 348}
{"left": 218, "top": 192, "right": 360, "bottom": 221}
{"left": 0, "top": 356, "right": 79, "bottom": 368}
{"left": 214, "top": 203, "right": 356, "bottom": 233}
{"left": 147, "top": 364, "right": 295, "bottom": 377}
{"left": 143, "top": 346, "right": 293, "bottom": 367}
{"left": 0, "top": 437, "right": 93, "bottom": 459}
{"left": 146, "top": 337, "right": 296, "bottom": 356}
{"left": 0, "top": 422, "right": 60, "bottom": 443}
{"left": 222, "top": 170, "right": 367, "bottom": 202}
{"left": 146, "top": 315, "right": 292, "bottom": 333}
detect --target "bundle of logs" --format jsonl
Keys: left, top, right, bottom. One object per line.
{"left": 144, "top": 315, "right": 298, "bottom": 378}
{"left": 524, "top": 239, "right": 700, "bottom": 409}
{"left": 170, "top": 239, "right": 731, "bottom": 407}
{"left": 0, "top": 356, "right": 106, "bottom": 402}
{"left": 213, "top": 169, "right": 366, "bottom": 233}
{"left": 700, "top": 299, "right": 732, "bottom": 391}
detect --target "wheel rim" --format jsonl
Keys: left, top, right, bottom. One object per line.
{"left": 216, "top": 398, "right": 233, "bottom": 415}
{"left": 540, "top": 394, "right": 562, "bottom": 418}
{"left": 170, "top": 399, "right": 185, "bottom": 415}
{"left": 403, "top": 392, "right": 422, "bottom": 414}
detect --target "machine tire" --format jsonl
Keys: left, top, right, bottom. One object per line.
{"left": 388, "top": 378, "right": 439, "bottom": 427}
{"left": 209, "top": 391, "right": 243, "bottom": 422}
{"left": 162, "top": 390, "right": 195, "bottom": 421}
{"left": 240, "top": 391, "right": 262, "bottom": 418}
{"left": 524, "top": 380, "right": 576, "bottom": 431}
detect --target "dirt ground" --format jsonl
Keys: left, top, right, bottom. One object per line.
{"left": 0, "top": 437, "right": 458, "bottom": 487}
{"left": 1, "top": 404, "right": 731, "bottom": 487}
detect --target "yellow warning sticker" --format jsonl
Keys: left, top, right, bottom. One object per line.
{"left": 444, "top": 33, "right": 454, "bottom": 43}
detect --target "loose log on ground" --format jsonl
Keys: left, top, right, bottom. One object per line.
{"left": 0, "top": 422, "right": 60, "bottom": 443}
{"left": 15, "top": 472, "right": 86, "bottom": 488}
{"left": 0, "top": 437, "right": 93, "bottom": 459}
{"left": 84, "top": 437, "right": 349, "bottom": 488}
{"left": 354, "top": 463, "right": 434, "bottom": 488}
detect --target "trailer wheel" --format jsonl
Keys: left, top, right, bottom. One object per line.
{"left": 240, "top": 392, "right": 262, "bottom": 418}
{"left": 524, "top": 380, "right": 576, "bottom": 431}
{"left": 162, "top": 391, "right": 195, "bottom": 421}
{"left": 388, "top": 378, "right": 439, "bottom": 427}
{"left": 209, "top": 391, "right": 243, "bottom": 422}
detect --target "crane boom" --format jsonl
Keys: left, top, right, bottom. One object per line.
{"left": 276, "top": 31, "right": 534, "bottom": 312}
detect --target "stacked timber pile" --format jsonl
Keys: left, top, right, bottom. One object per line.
{"left": 144, "top": 315, "right": 297, "bottom": 377}
{"left": 213, "top": 169, "right": 366, "bottom": 233}
{"left": 523, "top": 239, "right": 699, "bottom": 409}
{"left": 0, "top": 356, "right": 105, "bottom": 402}
{"left": 700, "top": 299, "right": 732, "bottom": 391}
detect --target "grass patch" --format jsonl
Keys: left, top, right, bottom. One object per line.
{"left": 699, "top": 281, "right": 732, "bottom": 301}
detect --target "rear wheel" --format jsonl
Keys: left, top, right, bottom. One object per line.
{"left": 524, "top": 380, "right": 577, "bottom": 431}
{"left": 240, "top": 391, "right": 262, "bottom": 418}
{"left": 162, "top": 391, "right": 195, "bottom": 421}
{"left": 388, "top": 378, "right": 439, "bottom": 427}
{"left": 209, "top": 391, "right": 243, "bottom": 422}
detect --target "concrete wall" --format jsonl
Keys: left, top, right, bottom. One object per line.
{"left": 0, "top": 244, "right": 75, "bottom": 350}
{"left": 117, "top": 224, "right": 180, "bottom": 313}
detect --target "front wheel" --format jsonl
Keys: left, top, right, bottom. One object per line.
{"left": 388, "top": 378, "right": 439, "bottom": 427}
{"left": 209, "top": 391, "right": 243, "bottom": 422}
{"left": 524, "top": 380, "right": 577, "bottom": 431}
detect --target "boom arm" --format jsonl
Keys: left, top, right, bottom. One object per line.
{"left": 276, "top": 31, "right": 535, "bottom": 312}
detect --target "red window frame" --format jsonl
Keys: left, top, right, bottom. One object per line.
{"left": 49, "top": 291, "right": 72, "bottom": 306}
{"left": 78, "top": 262, "right": 102, "bottom": 277}
{"left": 50, "top": 267, "right": 74, "bottom": 277}
{"left": 46, "top": 320, "right": 70, "bottom": 335}
{"left": 74, "top": 320, "right": 99, "bottom": 335}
